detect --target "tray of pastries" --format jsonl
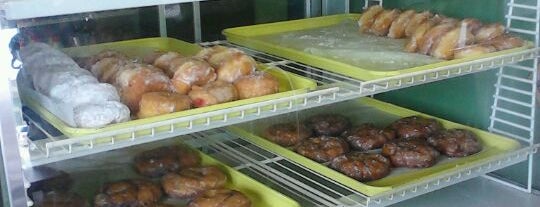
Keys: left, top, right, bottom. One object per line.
{"left": 17, "top": 37, "right": 316, "bottom": 138}
{"left": 223, "top": 5, "right": 532, "bottom": 80}
{"left": 28, "top": 140, "right": 300, "bottom": 207}
{"left": 228, "top": 97, "right": 521, "bottom": 196}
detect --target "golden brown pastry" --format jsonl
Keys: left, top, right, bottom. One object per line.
{"left": 83, "top": 50, "right": 128, "bottom": 69}
{"left": 94, "top": 179, "right": 162, "bottom": 207}
{"left": 90, "top": 57, "right": 128, "bottom": 84}
{"left": 162, "top": 166, "right": 227, "bottom": 198}
{"left": 370, "top": 9, "right": 401, "bottom": 36}
{"left": 405, "top": 19, "right": 439, "bottom": 52}
{"left": 358, "top": 5, "right": 385, "bottom": 33}
{"left": 234, "top": 71, "right": 279, "bottom": 99}
{"left": 461, "top": 18, "right": 483, "bottom": 34}
{"left": 137, "top": 92, "right": 191, "bottom": 118}
{"left": 197, "top": 46, "right": 256, "bottom": 82}
{"left": 188, "top": 80, "right": 238, "bottom": 107}
{"left": 430, "top": 24, "right": 475, "bottom": 59}
{"left": 454, "top": 45, "right": 497, "bottom": 59}
{"left": 135, "top": 145, "right": 201, "bottom": 177}
{"left": 489, "top": 35, "right": 525, "bottom": 51}
{"left": 418, "top": 22, "right": 457, "bottom": 55}
{"left": 388, "top": 10, "right": 416, "bottom": 39}
{"left": 187, "top": 188, "right": 251, "bottom": 207}
{"left": 404, "top": 11, "right": 432, "bottom": 37}
{"left": 165, "top": 57, "right": 217, "bottom": 94}
{"left": 153, "top": 51, "right": 184, "bottom": 70}
{"left": 264, "top": 122, "right": 313, "bottom": 147}
{"left": 474, "top": 23, "right": 505, "bottom": 42}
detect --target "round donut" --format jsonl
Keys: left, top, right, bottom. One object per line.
{"left": 382, "top": 139, "right": 440, "bottom": 168}
{"left": 162, "top": 166, "right": 227, "bottom": 198}
{"left": 90, "top": 57, "right": 128, "bottom": 84}
{"left": 295, "top": 136, "right": 349, "bottom": 163}
{"left": 94, "top": 179, "right": 162, "bottom": 207}
{"left": 84, "top": 50, "right": 128, "bottom": 70}
{"left": 134, "top": 145, "right": 201, "bottom": 177}
{"left": 188, "top": 80, "right": 238, "bottom": 107}
{"left": 389, "top": 116, "right": 443, "bottom": 139}
{"left": 137, "top": 92, "right": 191, "bottom": 119}
{"left": 197, "top": 46, "right": 256, "bottom": 82}
{"left": 187, "top": 188, "right": 251, "bottom": 207}
{"left": 427, "top": 129, "right": 482, "bottom": 157}
{"left": 330, "top": 152, "right": 391, "bottom": 181}
{"left": 342, "top": 123, "right": 396, "bottom": 151}
{"left": 166, "top": 57, "right": 217, "bottom": 94}
{"left": 38, "top": 191, "right": 89, "bottom": 207}
{"left": 304, "top": 114, "right": 350, "bottom": 136}
{"left": 263, "top": 122, "right": 313, "bottom": 147}
{"left": 153, "top": 51, "right": 184, "bottom": 70}
{"left": 234, "top": 71, "right": 279, "bottom": 99}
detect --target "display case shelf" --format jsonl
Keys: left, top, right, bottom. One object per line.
{"left": 19, "top": 40, "right": 539, "bottom": 168}
{"left": 181, "top": 129, "right": 539, "bottom": 207}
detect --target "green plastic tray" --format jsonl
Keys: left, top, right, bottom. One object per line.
{"left": 228, "top": 97, "right": 521, "bottom": 196}
{"left": 20, "top": 37, "right": 316, "bottom": 138}
{"left": 224, "top": 14, "right": 533, "bottom": 81}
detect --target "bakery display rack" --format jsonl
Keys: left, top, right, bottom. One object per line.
{"left": 1, "top": 0, "right": 540, "bottom": 206}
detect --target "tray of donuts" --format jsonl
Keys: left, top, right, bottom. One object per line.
{"left": 223, "top": 6, "right": 532, "bottom": 81}
{"left": 28, "top": 140, "right": 300, "bottom": 207}
{"left": 227, "top": 97, "right": 521, "bottom": 196}
{"left": 18, "top": 37, "right": 316, "bottom": 138}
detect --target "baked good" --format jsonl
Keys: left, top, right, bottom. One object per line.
{"left": 358, "top": 5, "right": 384, "bottom": 33}
{"left": 389, "top": 116, "right": 443, "bottom": 139}
{"left": 90, "top": 57, "right": 128, "bottom": 84}
{"left": 489, "top": 35, "right": 525, "bottom": 51}
{"left": 85, "top": 50, "right": 128, "bottom": 69}
{"left": 94, "top": 179, "right": 162, "bottom": 207}
{"left": 197, "top": 46, "right": 256, "bottom": 82}
{"left": 418, "top": 22, "right": 457, "bottom": 55}
{"left": 35, "top": 67, "right": 98, "bottom": 96}
{"left": 427, "top": 129, "right": 483, "bottom": 157}
{"left": 382, "top": 138, "right": 440, "bottom": 168}
{"left": 304, "top": 114, "right": 350, "bottom": 136}
{"left": 295, "top": 136, "right": 349, "bottom": 163}
{"left": 115, "top": 63, "right": 172, "bottom": 112}
{"left": 404, "top": 11, "right": 432, "bottom": 37}
{"left": 37, "top": 191, "right": 89, "bottom": 207}
{"left": 474, "top": 23, "right": 505, "bottom": 42}
{"left": 153, "top": 51, "right": 183, "bottom": 70}
{"left": 430, "top": 25, "right": 474, "bottom": 59}
{"left": 370, "top": 9, "right": 401, "bottom": 36}
{"left": 165, "top": 57, "right": 217, "bottom": 94}
{"left": 388, "top": 10, "right": 416, "bottom": 38}
{"left": 137, "top": 92, "right": 191, "bottom": 118}
{"left": 234, "top": 71, "right": 279, "bottom": 99}
{"left": 454, "top": 45, "right": 497, "bottom": 59}
{"left": 263, "top": 122, "right": 313, "bottom": 147}
{"left": 188, "top": 80, "right": 238, "bottom": 107}
{"left": 461, "top": 18, "right": 483, "bottom": 34}
{"left": 162, "top": 165, "right": 227, "bottom": 198}
{"left": 50, "top": 82, "right": 120, "bottom": 107}
{"left": 405, "top": 19, "right": 439, "bottom": 52}
{"left": 187, "top": 188, "right": 251, "bottom": 207}
{"left": 73, "top": 101, "right": 131, "bottom": 128}
{"left": 330, "top": 152, "right": 391, "bottom": 181}
{"left": 134, "top": 145, "right": 201, "bottom": 177}
{"left": 341, "top": 123, "right": 396, "bottom": 151}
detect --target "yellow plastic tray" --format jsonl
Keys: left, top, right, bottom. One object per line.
{"left": 228, "top": 97, "right": 521, "bottom": 196}
{"left": 223, "top": 14, "right": 533, "bottom": 81}
{"left": 20, "top": 37, "right": 317, "bottom": 138}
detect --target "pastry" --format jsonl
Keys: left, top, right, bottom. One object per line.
{"left": 454, "top": 45, "right": 497, "bottom": 59}
{"left": 304, "top": 114, "right": 350, "bottom": 136}
{"left": 153, "top": 51, "right": 183, "bottom": 70}
{"left": 188, "top": 80, "right": 238, "bottom": 107}
{"left": 388, "top": 10, "right": 416, "bottom": 39}
{"left": 135, "top": 145, "right": 201, "bottom": 177}
{"left": 358, "top": 5, "right": 385, "bottom": 33}
{"left": 370, "top": 9, "right": 401, "bottom": 36}
{"left": 418, "top": 22, "right": 457, "bottom": 55}
{"left": 388, "top": 116, "right": 443, "bottom": 139}
{"left": 405, "top": 19, "right": 439, "bottom": 52}
{"left": 94, "top": 179, "right": 162, "bottom": 207}
{"left": 330, "top": 152, "right": 391, "bottom": 181}
{"left": 187, "top": 188, "right": 251, "bottom": 207}
{"left": 165, "top": 57, "right": 217, "bottom": 94}
{"left": 341, "top": 123, "right": 396, "bottom": 151}
{"left": 404, "top": 11, "right": 432, "bottom": 37}
{"left": 137, "top": 92, "right": 191, "bottom": 118}
{"left": 295, "top": 136, "right": 350, "bottom": 163}
{"left": 263, "top": 122, "right": 313, "bottom": 147}
{"left": 474, "top": 23, "right": 505, "bottom": 42}
{"left": 90, "top": 57, "right": 128, "bottom": 84}
{"left": 489, "top": 35, "right": 525, "bottom": 51}
{"left": 162, "top": 166, "right": 227, "bottom": 198}
{"left": 197, "top": 46, "right": 256, "bottom": 82}
{"left": 382, "top": 138, "right": 440, "bottom": 168}
{"left": 430, "top": 25, "right": 475, "bottom": 59}
{"left": 427, "top": 129, "right": 483, "bottom": 157}
{"left": 73, "top": 101, "right": 131, "bottom": 128}
{"left": 234, "top": 71, "right": 279, "bottom": 99}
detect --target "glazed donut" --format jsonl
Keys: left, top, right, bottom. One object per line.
{"left": 234, "top": 71, "right": 279, "bottom": 99}
{"left": 94, "top": 179, "right": 162, "bottom": 207}
{"left": 454, "top": 45, "right": 496, "bottom": 59}
{"left": 404, "top": 11, "right": 432, "bottom": 37}
{"left": 341, "top": 123, "right": 396, "bottom": 151}
{"left": 263, "top": 122, "right": 313, "bottom": 147}
{"left": 405, "top": 19, "right": 439, "bottom": 53}
{"left": 474, "top": 23, "right": 505, "bottom": 43}
{"left": 388, "top": 10, "right": 416, "bottom": 39}
{"left": 304, "top": 114, "right": 350, "bottom": 136}
{"left": 162, "top": 166, "right": 227, "bottom": 198}
{"left": 427, "top": 129, "right": 483, "bottom": 157}
{"left": 188, "top": 80, "right": 238, "bottom": 107}
{"left": 187, "top": 188, "right": 251, "bottom": 207}
{"left": 489, "top": 35, "right": 525, "bottom": 51}
{"left": 137, "top": 92, "right": 191, "bottom": 119}
{"left": 134, "top": 145, "right": 201, "bottom": 177}
{"left": 358, "top": 5, "right": 384, "bottom": 33}
{"left": 389, "top": 116, "right": 443, "bottom": 139}
{"left": 370, "top": 9, "right": 401, "bottom": 36}
{"left": 418, "top": 22, "right": 457, "bottom": 55}
{"left": 90, "top": 57, "right": 128, "bottom": 84}
{"left": 430, "top": 26, "right": 475, "bottom": 59}
{"left": 153, "top": 51, "right": 184, "bottom": 70}
{"left": 330, "top": 152, "right": 391, "bottom": 181}
{"left": 197, "top": 46, "right": 256, "bottom": 82}
{"left": 382, "top": 139, "right": 440, "bottom": 168}
{"left": 165, "top": 57, "right": 217, "bottom": 94}
{"left": 295, "top": 136, "right": 350, "bottom": 163}
{"left": 37, "top": 191, "right": 89, "bottom": 207}
{"left": 142, "top": 51, "right": 165, "bottom": 65}
{"left": 84, "top": 50, "right": 128, "bottom": 70}
{"left": 115, "top": 63, "right": 172, "bottom": 112}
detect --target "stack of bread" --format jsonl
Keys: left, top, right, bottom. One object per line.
{"left": 358, "top": 5, "right": 525, "bottom": 60}
{"left": 20, "top": 43, "right": 130, "bottom": 128}
{"left": 85, "top": 45, "right": 280, "bottom": 119}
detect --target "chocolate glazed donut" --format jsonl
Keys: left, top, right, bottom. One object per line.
{"left": 382, "top": 139, "right": 440, "bottom": 168}
{"left": 187, "top": 188, "right": 251, "bottom": 207}
{"left": 134, "top": 145, "right": 201, "bottom": 178}
{"left": 263, "top": 122, "right": 313, "bottom": 147}
{"left": 427, "top": 129, "right": 483, "bottom": 157}
{"left": 94, "top": 179, "right": 162, "bottom": 207}
{"left": 389, "top": 116, "right": 443, "bottom": 139}
{"left": 295, "top": 136, "right": 350, "bottom": 163}
{"left": 330, "top": 152, "right": 391, "bottom": 181}
{"left": 162, "top": 165, "right": 227, "bottom": 198}
{"left": 304, "top": 114, "right": 351, "bottom": 136}
{"left": 342, "top": 123, "right": 396, "bottom": 151}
